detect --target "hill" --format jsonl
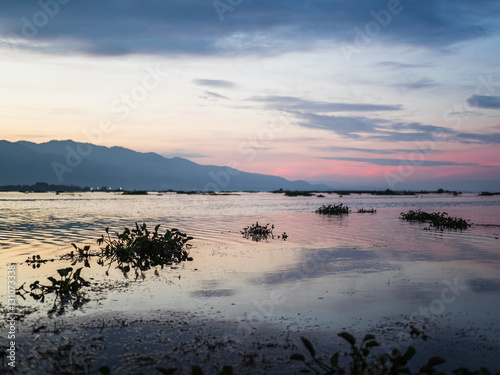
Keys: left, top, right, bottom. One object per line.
{"left": 0, "top": 140, "right": 330, "bottom": 191}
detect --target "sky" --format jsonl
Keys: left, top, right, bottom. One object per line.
{"left": 1, "top": 0, "right": 499, "bottom": 191}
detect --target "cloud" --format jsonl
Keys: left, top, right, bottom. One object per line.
{"left": 374, "top": 61, "right": 433, "bottom": 69}
{"left": 201, "top": 91, "right": 228, "bottom": 99}
{"left": 313, "top": 146, "right": 436, "bottom": 155}
{"left": 466, "top": 95, "right": 500, "bottom": 109}
{"left": 319, "top": 157, "right": 477, "bottom": 167}
{"left": 1, "top": 0, "right": 498, "bottom": 56}
{"left": 193, "top": 79, "right": 237, "bottom": 88}
{"left": 251, "top": 95, "right": 402, "bottom": 112}
{"left": 392, "top": 78, "right": 436, "bottom": 90}
{"left": 295, "top": 112, "right": 500, "bottom": 144}
{"left": 162, "top": 151, "right": 209, "bottom": 159}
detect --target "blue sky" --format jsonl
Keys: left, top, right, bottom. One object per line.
{"left": 1, "top": 0, "right": 499, "bottom": 190}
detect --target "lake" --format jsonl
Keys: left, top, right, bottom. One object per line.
{"left": 1, "top": 191, "right": 499, "bottom": 373}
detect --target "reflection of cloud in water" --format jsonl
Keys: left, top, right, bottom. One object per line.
{"left": 191, "top": 289, "right": 235, "bottom": 298}
{"left": 251, "top": 248, "right": 400, "bottom": 286}
{"left": 467, "top": 278, "right": 500, "bottom": 294}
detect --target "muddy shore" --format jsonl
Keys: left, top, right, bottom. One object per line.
{"left": 3, "top": 307, "right": 499, "bottom": 374}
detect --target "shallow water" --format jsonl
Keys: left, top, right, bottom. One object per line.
{"left": 1, "top": 191, "right": 500, "bottom": 371}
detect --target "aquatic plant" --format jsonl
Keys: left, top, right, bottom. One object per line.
{"left": 478, "top": 191, "right": 499, "bottom": 196}
{"left": 315, "top": 203, "right": 349, "bottom": 215}
{"left": 284, "top": 190, "right": 314, "bottom": 197}
{"left": 290, "top": 329, "right": 450, "bottom": 375}
{"left": 400, "top": 209, "right": 471, "bottom": 230}
{"left": 241, "top": 222, "right": 274, "bottom": 242}
{"left": 357, "top": 208, "right": 377, "bottom": 213}
{"left": 17, "top": 267, "right": 90, "bottom": 315}
{"left": 123, "top": 190, "right": 148, "bottom": 195}
{"left": 25, "top": 254, "right": 54, "bottom": 268}
{"left": 97, "top": 223, "right": 193, "bottom": 276}
{"left": 61, "top": 244, "right": 99, "bottom": 268}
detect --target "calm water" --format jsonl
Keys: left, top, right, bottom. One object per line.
{"left": 1, "top": 192, "right": 500, "bottom": 369}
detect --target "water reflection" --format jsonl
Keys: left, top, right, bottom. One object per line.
{"left": 467, "top": 278, "right": 500, "bottom": 294}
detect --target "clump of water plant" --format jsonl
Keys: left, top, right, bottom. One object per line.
{"left": 16, "top": 267, "right": 90, "bottom": 315}
{"left": 97, "top": 223, "right": 193, "bottom": 276}
{"left": 316, "top": 203, "right": 349, "bottom": 215}
{"left": 25, "top": 254, "right": 54, "bottom": 268}
{"left": 357, "top": 208, "right": 377, "bottom": 213}
{"left": 291, "top": 329, "right": 448, "bottom": 375}
{"left": 61, "top": 243, "right": 99, "bottom": 268}
{"left": 122, "top": 190, "right": 148, "bottom": 195}
{"left": 241, "top": 222, "right": 274, "bottom": 242}
{"left": 241, "top": 222, "right": 288, "bottom": 242}
{"left": 400, "top": 209, "right": 471, "bottom": 230}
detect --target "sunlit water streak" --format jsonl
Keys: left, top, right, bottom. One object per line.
{"left": 1, "top": 192, "right": 500, "bottom": 369}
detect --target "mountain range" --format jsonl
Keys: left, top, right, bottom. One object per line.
{"left": 0, "top": 140, "right": 330, "bottom": 191}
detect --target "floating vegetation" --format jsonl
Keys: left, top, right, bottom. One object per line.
{"left": 400, "top": 209, "right": 471, "bottom": 230}
{"left": 241, "top": 222, "right": 288, "bottom": 242}
{"left": 315, "top": 203, "right": 349, "bottom": 215}
{"left": 25, "top": 254, "right": 55, "bottom": 268}
{"left": 290, "top": 328, "right": 454, "bottom": 375}
{"left": 61, "top": 244, "right": 99, "bottom": 268}
{"left": 17, "top": 267, "right": 90, "bottom": 315}
{"left": 283, "top": 190, "right": 314, "bottom": 197}
{"left": 479, "top": 191, "right": 500, "bottom": 196}
{"left": 357, "top": 208, "right": 377, "bottom": 213}
{"left": 97, "top": 223, "right": 193, "bottom": 276}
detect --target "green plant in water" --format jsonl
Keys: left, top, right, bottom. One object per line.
{"left": 241, "top": 222, "right": 274, "bottom": 242}
{"left": 357, "top": 208, "right": 377, "bottom": 213}
{"left": 61, "top": 243, "right": 99, "bottom": 268}
{"left": 316, "top": 203, "right": 349, "bottom": 215}
{"left": 17, "top": 267, "right": 90, "bottom": 315}
{"left": 25, "top": 254, "right": 54, "bottom": 268}
{"left": 97, "top": 223, "right": 193, "bottom": 277}
{"left": 400, "top": 209, "right": 471, "bottom": 230}
{"left": 241, "top": 222, "right": 288, "bottom": 242}
{"left": 292, "top": 329, "right": 448, "bottom": 375}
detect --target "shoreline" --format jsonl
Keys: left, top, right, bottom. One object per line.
{"left": 4, "top": 307, "right": 499, "bottom": 374}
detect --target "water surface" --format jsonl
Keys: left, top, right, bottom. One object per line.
{"left": 1, "top": 192, "right": 499, "bottom": 370}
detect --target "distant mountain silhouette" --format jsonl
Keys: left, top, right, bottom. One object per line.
{"left": 0, "top": 140, "right": 330, "bottom": 191}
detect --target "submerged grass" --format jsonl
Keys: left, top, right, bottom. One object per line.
{"left": 400, "top": 209, "right": 471, "bottom": 230}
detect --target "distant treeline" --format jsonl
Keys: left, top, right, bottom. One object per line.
{"left": 0, "top": 182, "right": 91, "bottom": 192}
{"left": 1, "top": 182, "right": 498, "bottom": 196}
{"left": 272, "top": 188, "right": 465, "bottom": 197}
